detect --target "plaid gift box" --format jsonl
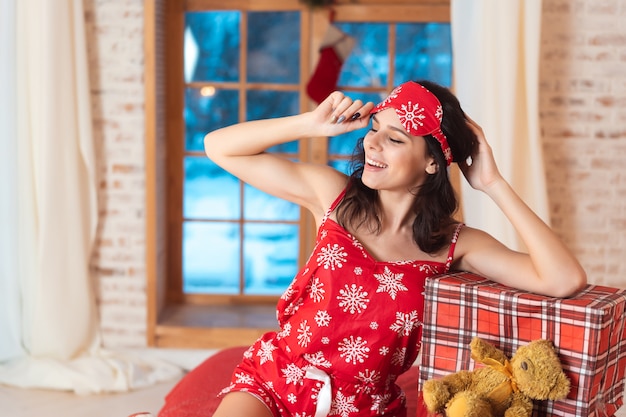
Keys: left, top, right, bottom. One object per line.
{"left": 419, "top": 272, "right": 626, "bottom": 417}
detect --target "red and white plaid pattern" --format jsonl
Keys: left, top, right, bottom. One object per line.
{"left": 420, "top": 272, "right": 626, "bottom": 417}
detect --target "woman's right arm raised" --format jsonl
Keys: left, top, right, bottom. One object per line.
{"left": 204, "top": 92, "right": 374, "bottom": 217}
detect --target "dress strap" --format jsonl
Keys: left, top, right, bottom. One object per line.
{"left": 444, "top": 223, "right": 464, "bottom": 271}
{"left": 321, "top": 187, "right": 347, "bottom": 223}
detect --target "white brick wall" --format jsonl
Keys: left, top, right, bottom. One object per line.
{"left": 86, "top": 0, "right": 626, "bottom": 348}
{"left": 540, "top": 0, "right": 626, "bottom": 289}
{"left": 85, "top": 0, "right": 148, "bottom": 348}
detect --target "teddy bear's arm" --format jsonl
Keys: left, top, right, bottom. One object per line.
{"left": 422, "top": 370, "right": 477, "bottom": 413}
{"left": 503, "top": 392, "right": 534, "bottom": 417}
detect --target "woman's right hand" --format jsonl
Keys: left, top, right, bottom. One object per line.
{"left": 309, "top": 91, "right": 375, "bottom": 138}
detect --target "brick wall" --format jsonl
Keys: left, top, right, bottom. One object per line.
{"left": 540, "top": 0, "right": 626, "bottom": 289}
{"left": 86, "top": 0, "right": 626, "bottom": 348}
{"left": 85, "top": 0, "right": 148, "bottom": 347}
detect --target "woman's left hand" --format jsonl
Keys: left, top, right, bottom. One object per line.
{"left": 458, "top": 117, "right": 504, "bottom": 193}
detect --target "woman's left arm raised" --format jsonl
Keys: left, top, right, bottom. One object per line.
{"left": 455, "top": 118, "right": 587, "bottom": 297}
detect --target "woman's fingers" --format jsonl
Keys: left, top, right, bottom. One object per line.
{"left": 328, "top": 94, "right": 374, "bottom": 124}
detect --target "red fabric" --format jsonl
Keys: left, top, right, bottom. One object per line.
{"left": 419, "top": 272, "right": 626, "bottom": 417}
{"left": 370, "top": 82, "right": 452, "bottom": 166}
{"left": 158, "top": 346, "right": 248, "bottom": 417}
{"left": 306, "top": 46, "right": 343, "bottom": 104}
{"left": 219, "top": 190, "right": 461, "bottom": 416}
{"left": 158, "top": 345, "right": 422, "bottom": 416}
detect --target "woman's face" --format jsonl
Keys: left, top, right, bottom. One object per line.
{"left": 361, "top": 108, "right": 437, "bottom": 192}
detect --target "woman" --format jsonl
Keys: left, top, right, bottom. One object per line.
{"left": 204, "top": 80, "right": 586, "bottom": 417}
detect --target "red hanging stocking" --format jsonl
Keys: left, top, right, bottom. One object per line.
{"left": 306, "top": 24, "right": 355, "bottom": 104}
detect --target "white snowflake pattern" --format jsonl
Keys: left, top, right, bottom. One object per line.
{"left": 284, "top": 297, "right": 304, "bottom": 316}
{"left": 314, "top": 310, "right": 332, "bottom": 327}
{"left": 277, "top": 322, "right": 292, "bottom": 339}
{"left": 330, "top": 390, "right": 359, "bottom": 417}
{"left": 307, "top": 277, "right": 326, "bottom": 302}
{"left": 316, "top": 243, "right": 347, "bottom": 270}
{"left": 234, "top": 372, "right": 254, "bottom": 385}
{"left": 391, "top": 347, "right": 407, "bottom": 366}
{"left": 379, "top": 346, "right": 389, "bottom": 356}
{"left": 389, "top": 310, "right": 422, "bottom": 336}
{"left": 355, "top": 369, "right": 381, "bottom": 393}
{"left": 263, "top": 380, "right": 276, "bottom": 392}
{"left": 310, "top": 381, "right": 322, "bottom": 401}
{"left": 379, "top": 85, "right": 402, "bottom": 107}
{"left": 281, "top": 363, "right": 305, "bottom": 385}
{"left": 303, "top": 351, "right": 332, "bottom": 368}
{"left": 218, "top": 383, "right": 235, "bottom": 396}
{"left": 369, "top": 321, "right": 378, "bottom": 330}
{"left": 418, "top": 263, "right": 439, "bottom": 275}
{"left": 435, "top": 104, "right": 443, "bottom": 121}
{"left": 287, "top": 393, "right": 298, "bottom": 404}
{"left": 337, "top": 284, "right": 369, "bottom": 314}
{"left": 370, "top": 393, "right": 392, "bottom": 414}
{"left": 349, "top": 236, "right": 367, "bottom": 258}
{"left": 257, "top": 339, "right": 277, "bottom": 364}
{"left": 297, "top": 320, "right": 312, "bottom": 347}
{"left": 338, "top": 336, "right": 370, "bottom": 365}
{"left": 374, "top": 266, "right": 408, "bottom": 300}
{"left": 353, "top": 266, "right": 362, "bottom": 275}
{"left": 243, "top": 345, "right": 254, "bottom": 359}
{"left": 280, "top": 282, "right": 296, "bottom": 300}
{"left": 321, "top": 337, "right": 330, "bottom": 344}
{"left": 397, "top": 101, "right": 427, "bottom": 132}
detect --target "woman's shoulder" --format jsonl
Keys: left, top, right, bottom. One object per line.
{"left": 454, "top": 225, "right": 499, "bottom": 252}
{"left": 451, "top": 224, "right": 510, "bottom": 271}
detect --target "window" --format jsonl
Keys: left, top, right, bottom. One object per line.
{"left": 145, "top": 0, "right": 452, "bottom": 348}
{"left": 183, "top": 10, "right": 303, "bottom": 297}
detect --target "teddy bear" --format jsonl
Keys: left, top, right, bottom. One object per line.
{"left": 422, "top": 337, "right": 571, "bottom": 417}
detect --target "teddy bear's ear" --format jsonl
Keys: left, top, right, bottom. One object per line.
{"left": 470, "top": 337, "right": 508, "bottom": 364}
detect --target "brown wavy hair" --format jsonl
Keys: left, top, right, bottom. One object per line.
{"left": 335, "top": 80, "right": 478, "bottom": 254}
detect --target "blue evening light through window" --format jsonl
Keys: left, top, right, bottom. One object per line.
{"left": 182, "top": 11, "right": 451, "bottom": 295}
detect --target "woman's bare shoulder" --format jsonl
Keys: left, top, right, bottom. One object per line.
{"left": 452, "top": 225, "right": 509, "bottom": 267}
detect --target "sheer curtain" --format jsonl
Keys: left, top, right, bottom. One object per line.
{"left": 451, "top": 0, "right": 550, "bottom": 250}
{"left": 0, "top": 0, "right": 180, "bottom": 393}
{"left": 0, "top": 0, "right": 23, "bottom": 363}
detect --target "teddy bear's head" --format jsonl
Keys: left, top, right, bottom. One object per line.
{"left": 510, "top": 339, "right": 571, "bottom": 400}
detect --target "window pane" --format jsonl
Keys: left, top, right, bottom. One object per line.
{"left": 394, "top": 23, "right": 452, "bottom": 87}
{"left": 247, "top": 90, "right": 299, "bottom": 153}
{"left": 185, "top": 87, "right": 239, "bottom": 152}
{"left": 247, "top": 12, "right": 300, "bottom": 84}
{"left": 244, "top": 184, "right": 299, "bottom": 221}
{"left": 335, "top": 23, "right": 389, "bottom": 87}
{"left": 244, "top": 223, "right": 298, "bottom": 295}
{"left": 184, "top": 156, "right": 240, "bottom": 220}
{"left": 185, "top": 11, "right": 240, "bottom": 83}
{"left": 183, "top": 222, "right": 241, "bottom": 294}
{"left": 329, "top": 128, "right": 362, "bottom": 157}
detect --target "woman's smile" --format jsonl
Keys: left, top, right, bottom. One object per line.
{"left": 365, "top": 157, "right": 388, "bottom": 169}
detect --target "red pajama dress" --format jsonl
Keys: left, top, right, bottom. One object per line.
{"left": 220, "top": 190, "right": 462, "bottom": 417}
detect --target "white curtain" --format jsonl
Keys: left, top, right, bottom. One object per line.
{"left": 0, "top": 0, "right": 24, "bottom": 362}
{"left": 451, "top": 0, "right": 550, "bottom": 250}
{"left": 0, "top": 0, "right": 180, "bottom": 394}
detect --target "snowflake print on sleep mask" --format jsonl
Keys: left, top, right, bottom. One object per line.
{"left": 370, "top": 81, "right": 452, "bottom": 166}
